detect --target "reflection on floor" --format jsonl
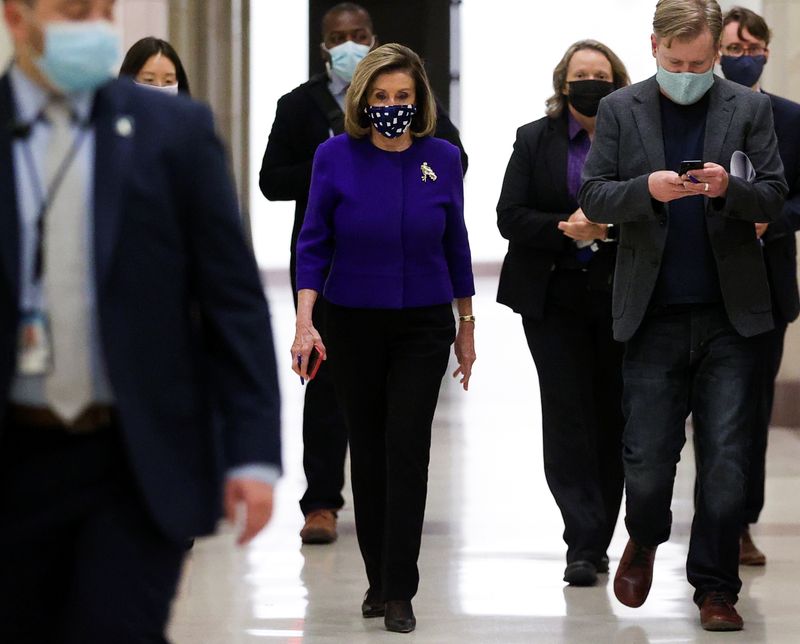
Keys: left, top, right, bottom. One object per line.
{"left": 169, "top": 274, "right": 800, "bottom": 643}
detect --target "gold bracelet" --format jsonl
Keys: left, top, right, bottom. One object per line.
{"left": 458, "top": 315, "right": 476, "bottom": 323}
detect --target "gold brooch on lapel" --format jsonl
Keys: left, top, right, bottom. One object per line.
{"left": 421, "top": 162, "right": 437, "bottom": 183}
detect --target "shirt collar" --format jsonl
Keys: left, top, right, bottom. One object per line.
{"left": 567, "top": 110, "right": 586, "bottom": 142}
{"left": 328, "top": 69, "right": 349, "bottom": 98}
{"left": 9, "top": 63, "right": 95, "bottom": 126}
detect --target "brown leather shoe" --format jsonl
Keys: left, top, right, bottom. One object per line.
{"left": 300, "top": 509, "right": 338, "bottom": 544}
{"left": 699, "top": 592, "right": 744, "bottom": 631}
{"left": 740, "top": 527, "right": 766, "bottom": 566}
{"left": 614, "top": 539, "right": 657, "bottom": 608}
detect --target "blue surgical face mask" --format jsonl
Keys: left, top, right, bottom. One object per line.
{"left": 720, "top": 55, "right": 766, "bottom": 88}
{"left": 656, "top": 65, "right": 715, "bottom": 105}
{"left": 34, "top": 20, "right": 120, "bottom": 94}
{"left": 365, "top": 104, "right": 417, "bottom": 138}
{"left": 134, "top": 81, "right": 180, "bottom": 96}
{"left": 324, "top": 39, "right": 372, "bottom": 83}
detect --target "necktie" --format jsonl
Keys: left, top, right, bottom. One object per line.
{"left": 42, "top": 100, "right": 93, "bottom": 423}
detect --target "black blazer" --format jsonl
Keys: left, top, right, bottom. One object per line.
{"left": 762, "top": 92, "right": 800, "bottom": 324}
{"left": 496, "top": 113, "right": 615, "bottom": 319}
{"left": 259, "top": 73, "right": 469, "bottom": 286}
{"left": 0, "top": 76, "right": 282, "bottom": 542}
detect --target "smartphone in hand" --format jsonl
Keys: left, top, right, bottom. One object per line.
{"left": 679, "top": 160, "right": 704, "bottom": 183}
{"left": 305, "top": 345, "right": 323, "bottom": 382}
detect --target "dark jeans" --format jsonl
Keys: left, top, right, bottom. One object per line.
{"left": 324, "top": 301, "right": 454, "bottom": 601}
{"left": 622, "top": 304, "right": 757, "bottom": 604}
{"left": 0, "top": 419, "right": 187, "bottom": 644}
{"left": 522, "top": 272, "right": 625, "bottom": 565}
{"left": 292, "top": 272, "right": 349, "bottom": 516}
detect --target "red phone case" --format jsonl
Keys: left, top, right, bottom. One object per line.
{"left": 306, "top": 346, "right": 323, "bottom": 381}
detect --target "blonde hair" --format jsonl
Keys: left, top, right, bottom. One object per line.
{"left": 653, "top": 0, "right": 723, "bottom": 45}
{"left": 344, "top": 43, "right": 437, "bottom": 138}
{"left": 545, "top": 39, "right": 630, "bottom": 118}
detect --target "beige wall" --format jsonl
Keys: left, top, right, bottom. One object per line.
{"left": 117, "top": 0, "right": 169, "bottom": 54}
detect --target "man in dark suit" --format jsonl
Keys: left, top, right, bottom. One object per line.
{"left": 259, "top": 1, "right": 466, "bottom": 544}
{"left": 0, "top": 1, "right": 281, "bottom": 641}
{"left": 579, "top": 0, "right": 787, "bottom": 632}
{"left": 717, "top": 5, "right": 800, "bottom": 567}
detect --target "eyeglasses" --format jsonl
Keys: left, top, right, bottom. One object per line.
{"left": 722, "top": 43, "right": 767, "bottom": 57}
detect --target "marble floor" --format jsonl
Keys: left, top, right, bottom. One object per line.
{"left": 169, "top": 273, "right": 800, "bottom": 643}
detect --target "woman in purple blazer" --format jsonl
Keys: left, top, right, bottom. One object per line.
{"left": 292, "top": 43, "right": 475, "bottom": 633}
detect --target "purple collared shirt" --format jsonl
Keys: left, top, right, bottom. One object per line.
{"left": 567, "top": 112, "right": 591, "bottom": 201}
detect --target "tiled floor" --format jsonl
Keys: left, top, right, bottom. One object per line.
{"left": 169, "top": 274, "right": 800, "bottom": 643}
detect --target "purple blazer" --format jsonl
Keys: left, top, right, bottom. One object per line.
{"left": 296, "top": 134, "right": 475, "bottom": 308}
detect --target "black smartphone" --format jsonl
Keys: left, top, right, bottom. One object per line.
{"left": 679, "top": 160, "right": 704, "bottom": 183}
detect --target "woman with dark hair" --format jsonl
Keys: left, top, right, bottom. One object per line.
{"left": 119, "top": 37, "right": 191, "bottom": 96}
{"left": 496, "top": 40, "right": 630, "bottom": 587}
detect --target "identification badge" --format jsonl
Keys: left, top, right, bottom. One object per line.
{"left": 17, "top": 310, "right": 52, "bottom": 376}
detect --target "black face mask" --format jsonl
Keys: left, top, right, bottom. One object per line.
{"left": 567, "top": 79, "right": 615, "bottom": 117}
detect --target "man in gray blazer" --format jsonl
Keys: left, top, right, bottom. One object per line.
{"left": 579, "top": 0, "right": 787, "bottom": 632}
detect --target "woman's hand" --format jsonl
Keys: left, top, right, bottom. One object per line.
{"left": 291, "top": 319, "right": 326, "bottom": 380}
{"left": 453, "top": 322, "right": 476, "bottom": 391}
{"left": 291, "top": 289, "right": 325, "bottom": 380}
{"left": 557, "top": 208, "right": 608, "bottom": 241}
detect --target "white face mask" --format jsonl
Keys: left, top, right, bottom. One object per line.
{"left": 134, "top": 81, "right": 179, "bottom": 96}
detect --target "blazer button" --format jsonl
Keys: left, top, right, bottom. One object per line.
{"left": 658, "top": 218, "right": 666, "bottom": 226}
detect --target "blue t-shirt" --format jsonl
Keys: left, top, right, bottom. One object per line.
{"left": 653, "top": 92, "right": 722, "bottom": 306}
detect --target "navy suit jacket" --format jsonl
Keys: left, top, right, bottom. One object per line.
{"left": 762, "top": 92, "right": 800, "bottom": 323}
{"left": 0, "top": 76, "right": 282, "bottom": 542}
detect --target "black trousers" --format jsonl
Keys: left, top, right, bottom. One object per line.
{"left": 324, "top": 301, "right": 454, "bottom": 601}
{"left": 0, "top": 418, "right": 187, "bottom": 644}
{"left": 744, "top": 318, "right": 787, "bottom": 525}
{"left": 521, "top": 271, "right": 625, "bottom": 566}
{"left": 291, "top": 259, "right": 349, "bottom": 516}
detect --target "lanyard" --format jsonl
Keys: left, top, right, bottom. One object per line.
{"left": 19, "top": 112, "right": 91, "bottom": 284}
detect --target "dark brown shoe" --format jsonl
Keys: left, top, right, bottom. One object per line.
{"left": 384, "top": 600, "right": 415, "bottom": 633}
{"left": 740, "top": 528, "right": 766, "bottom": 566}
{"left": 614, "top": 539, "right": 657, "bottom": 608}
{"left": 699, "top": 592, "right": 743, "bottom": 631}
{"left": 361, "top": 588, "right": 384, "bottom": 618}
{"left": 299, "top": 509, "right": 338, "bottom": 544}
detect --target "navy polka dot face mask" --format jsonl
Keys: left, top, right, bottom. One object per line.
{"left": 365, "top": 104, "right": 418, "bottom": 138}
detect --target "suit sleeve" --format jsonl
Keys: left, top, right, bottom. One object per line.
{"left": 180, "top": 103, "right": 282, "bottom": 472}
{"left": 258, "top": 92, "right": 314, "bottom": 202}
{"left": 764, "top": 107, "right": 800, "bottom": 241}
{"left": 295, "top": 143, "right": 337, "bottom": 294}
{"left": 712, "top": 93, "right": 788, "bottom": 223}
{"left": 496, "top": 125, "right": 570, "bottom": 251}
{"left": 578, "top": 99, "right": 659, "bottom": 225}
{"left": 442, "top": 146, "right": 475, "bottom": 298}
{"left": 433, "top": 99, "right": 469, "bottom": 176}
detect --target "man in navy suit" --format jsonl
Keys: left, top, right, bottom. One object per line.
{"left": 0, "top": 1, "right": 281, "bottom": 642}
{"left": 718, "top": 5, "right": 800, "bottom": 567}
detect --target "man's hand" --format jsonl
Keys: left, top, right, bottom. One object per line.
{"left": 681, "top": 162, "right": 729, "bottom": 199}
{"left": 224, "top": 478, "right": 274, "bottom": 545}
{"left": 755, "top": 222, "right": 769, "bottom": 239}
{"left": 557, "top": 208, "right": 608, "bottom": 241}
{"left": 649, "top": 170, "right": 692, "bottom": 202}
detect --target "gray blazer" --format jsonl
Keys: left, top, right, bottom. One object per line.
{"left": 579, "top": 75, "right": 788, "bottom": 342}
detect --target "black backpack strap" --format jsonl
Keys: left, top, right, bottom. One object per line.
{"left": 305, "top": 74, "right": 345, "bottom": 135}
